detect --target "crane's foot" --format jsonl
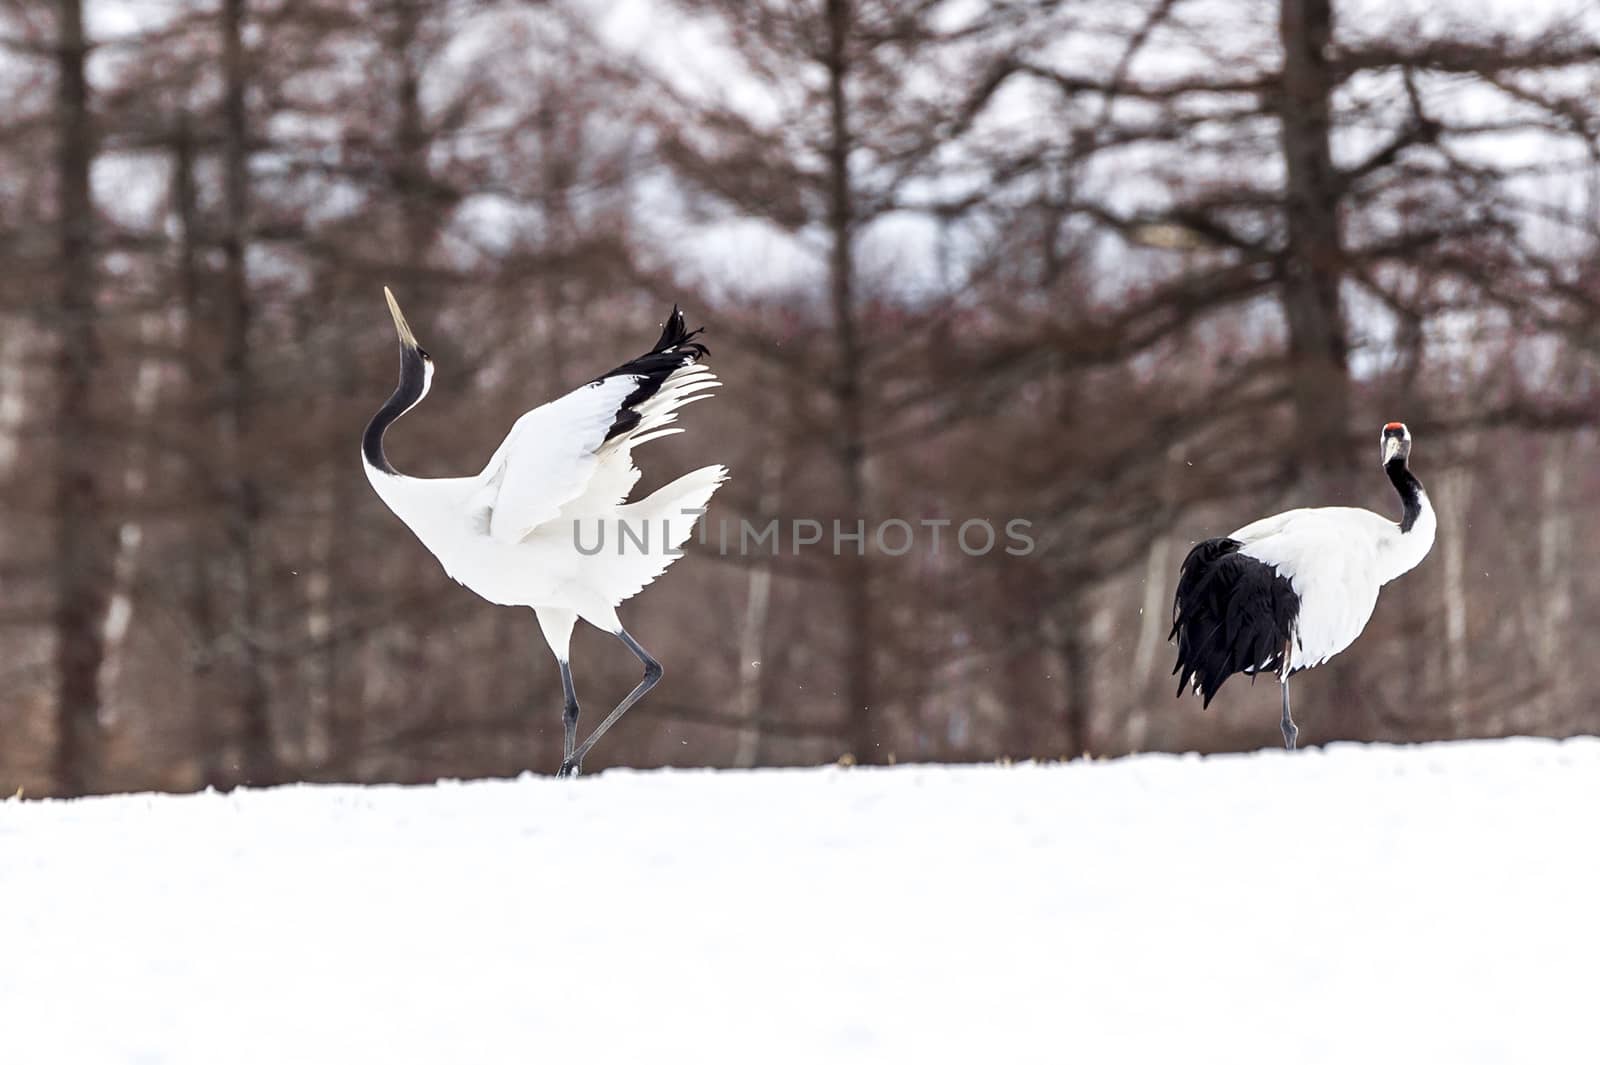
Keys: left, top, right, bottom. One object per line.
{"left": 1281, "top": 720, "right": 1298, "bottom": 750}
{"left": 556, "top": 758, "right": 582, "bottom": 779}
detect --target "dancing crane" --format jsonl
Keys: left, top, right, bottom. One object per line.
{"left": 1170, "top": 422, "right": 1436, "bottom": 749}
{"left": 363, "top": 289, "right": 726, "bottom": 776}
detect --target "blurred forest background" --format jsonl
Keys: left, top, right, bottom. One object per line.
{"left": 2, "top": 0, "right": 1597, "bottom": 797}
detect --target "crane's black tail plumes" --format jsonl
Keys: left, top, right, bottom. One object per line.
{"left": 649, "top": 303, "right": 708, "bottom": 358}
{"left": 1170, "top": 538, "right": 1299, "bottom": 707}
{"left": 596, "top": 305, "right": 710, "bottom": 442}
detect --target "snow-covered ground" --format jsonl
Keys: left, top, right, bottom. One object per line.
{"left": 3, "top": 739, "right": 1597, "bottom": 1065}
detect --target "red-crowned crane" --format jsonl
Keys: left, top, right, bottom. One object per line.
{"left": 1170, "top": 422, "right": 1436, "bottom": 749}
{"left": 363, "top": 290, "right": 726, "bottom": 776}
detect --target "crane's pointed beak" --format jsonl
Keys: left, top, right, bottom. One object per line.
{"left": 384, "top": 286, "right": 420, "bottom": 351}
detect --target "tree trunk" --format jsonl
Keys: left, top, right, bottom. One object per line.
{"left": 1042, "top": 605, "right": 1092, "bottom": 760}
{"left": 220, "top": 0, "right": 276, "bottom": 786}
{"left": 1435, "top": 467, "right": 1473, "bottom": 733}
{"left": 824, "top": 0, "right": 878, "bottom": 763}
{"left": 303, "top": 460, "right": 337, "bottom": 773}
{"left": 51, "top": 0, "right": 109, "bottom": 796}
{"left": 732, "top": 448, "right": 783, "bottom": 767}
{"left": 392, "top": 0, "right": 437, "bottom": 257}
{"left": 168, "top": 112, "right": 227, "bottom": 787}
{"left": 1534, "top": 438, "right": 1572, "bottom": 733}
{"left": 1061, "top": 601, "right": 1093, "bottom": 759}
{"left": 97, "top": 358, "right": 163, "bottom": 716}
{"left": 1277, "top": 0, "right": 1350, "bottom": 468}
{"left": 1125, "top": 531, "right": 1171, "bottom": 750}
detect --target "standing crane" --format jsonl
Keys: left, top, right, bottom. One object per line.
{"left": 1171, "top": 422, "right": 1436, "bottom": 749}
{"left": 363, "top": 289, "right": 726, "bottom": 776}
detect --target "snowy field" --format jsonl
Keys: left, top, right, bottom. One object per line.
{"left": 3, "top": 739, "right": 1598, "bottom": 1065}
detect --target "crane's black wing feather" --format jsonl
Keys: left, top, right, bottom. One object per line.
{"left": 1170, "top": 538, "right": 1300, "bottom": 708}
{"left": 593, "top": 305, "right": 710, "bottom": 442}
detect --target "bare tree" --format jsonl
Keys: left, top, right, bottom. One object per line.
{"left": 1, "top": 0, "right": 1597, "bottom": 793}
{"left": 651, "top": 0, "right": 1033, "bottom": 762}
{"left": 48, "top": 0, "right": 111, "bottom": 795}
{"left": 1278, "top": 0, "right": 1352, "bottom": 466}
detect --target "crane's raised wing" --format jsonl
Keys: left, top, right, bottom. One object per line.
{"left": 475, "top": 307, "right": 717, "bottom": 543}
{"left": 474, "top": 375, "right": 641, "bottom": 544}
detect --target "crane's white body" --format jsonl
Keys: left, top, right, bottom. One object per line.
{"left": 362, "top": 292, "right": 724, "bottom": 776}
{"left": 363, "top": 363, "right": 725, "bottom": 658}
{"left": 1230, "top": 501, "right": 1437, "bottom": 672}
{"left": 1171, "top": 422, "right": 1434, "bottom": 748}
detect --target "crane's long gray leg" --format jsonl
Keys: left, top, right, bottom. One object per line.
{"left": 536, "top": 608, "right": 582, "bottom": 778}
{"left": 558, "top": 660, "right": 580, "bottom": 771}
{"left": 561, "top": 629, "right": 662, "bottom": 777}
{"left": 1280, "top": 678, "right": 1298, "bottom": 751}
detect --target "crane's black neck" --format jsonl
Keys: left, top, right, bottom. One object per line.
{"left": 1386, "top": 457, "right": 1424, "bottom": 533}
{"left": 363, "top": 349, "right": 429, "bottom": 475}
